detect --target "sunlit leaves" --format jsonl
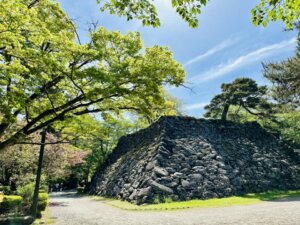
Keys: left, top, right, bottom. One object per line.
{"left": 97, "top": 0, "right": 210, "bottom": 28}
{"left": 98, "top": 0, "right": 299, "bottom": 29}
{"left": 0, "top": 0, "right": 185, "bottom": 150}
{"left": 252, "top": 0, "right": 300, "bottom": 29}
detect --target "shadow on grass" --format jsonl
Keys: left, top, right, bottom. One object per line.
{"left": 243, "top": 190, "right": 300, "bottom": 202}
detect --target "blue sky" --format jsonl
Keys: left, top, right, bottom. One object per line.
{"left": 58, "top": 0, "right": 297, "bottom": 117}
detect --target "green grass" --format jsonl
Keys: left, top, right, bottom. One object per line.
{"left": 32, "top": 207, "right": 55, "bottom": 225}
{"left": 92, "top": 189, "right": 300, "bottom": 211}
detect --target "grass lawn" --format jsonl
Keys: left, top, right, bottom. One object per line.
{"left": 92, "top": 189, "right": 300, "bottom": 211}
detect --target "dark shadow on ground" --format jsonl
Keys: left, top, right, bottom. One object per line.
{"left": 48, "top": 202, "right": 69, "bottom": 207}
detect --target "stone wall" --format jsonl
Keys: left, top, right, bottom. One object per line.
{"left": 89, "top": 116, "right": 300, "bottom": 204}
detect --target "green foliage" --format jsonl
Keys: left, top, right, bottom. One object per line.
{"left": 98, "top": 0, "right": 300, "bottom": 28}
{"left": 0, "top": 0, "right": 185, "bottom": 152}
{"left": 17, "top": 183, "right": 48, "bottom": 215}
{"left": 77, "top": 187, "right": 85, "bottom": 194}
{"left": 37, "top": 192, "right": 48, "bottom": 212}
{"left": 263, "top": 25, "right": 300, "bottom": 107}
{"left": 0, "top": 195, "right": 23, "bottom": 214}
{"left": 98, "top": 0, "right": 209, "bottom": 28}
{"left": 204, "top": 78, "right": 274, "bottom": 121}
{"left": 17, "top": 183, "right": 35, "bottom": 214}
{"left": 275, "top": 110, "right": 300, "bottom": 147}
{"left": 227, "top": 106, "right": 300, "bottom": 148}
{"left": 0, "top": 186, "right": 12, "bottom": 195}
{"left": 0, "top": 132, "right": 78, "bottom": 189}
{"left": 252, "top": 0, "right": 300, "bottom": 29}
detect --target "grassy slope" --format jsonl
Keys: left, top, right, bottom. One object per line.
{"left": 92, "top": 190, "right": 300, "bottom": 211}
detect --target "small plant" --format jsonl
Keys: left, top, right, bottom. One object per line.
{"left": 152, "top": 196, "right": 160, "bottom": 204}
{"left": 163, "top": 197, "right": 173, "bottom": 203}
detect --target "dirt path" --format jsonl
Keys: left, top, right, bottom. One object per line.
{"left": 49, "top": 191, "right": 300, "bottom": 225}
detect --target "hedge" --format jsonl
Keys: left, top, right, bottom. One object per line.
{"left": 37, "top": 192, "right": 48, "bottom": 212}
{"left": 0, "top": 195, "right": 23, "bottom": 214}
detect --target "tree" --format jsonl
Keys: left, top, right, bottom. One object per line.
{"left": 0, "top": 0, "right": 185, "bottom": 152}
{"left": 204, "top": 78, "right": 274, "bottom": 121}
{"left": 0, "top": 131, "right": 82, "bottom": 189}
{"left": 98, "top": 0, "right": 300, "bottom": 28}
{"left": 262, "top": 24, "right": 300, "bottom": 107}
{"left": 252, "top": 0, "right": 300, "bottom": 29}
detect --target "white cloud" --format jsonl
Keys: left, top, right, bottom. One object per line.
{"left": 190, "top": 37, "right": 297, "bottom": 84}
{"left": 184, "top": 36, "right": 239, "bottom": 67}
{"left": 183, "top": 102, "right": 209, "bottom": 111}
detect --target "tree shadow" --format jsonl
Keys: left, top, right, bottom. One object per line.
{"left": 48, "top": 201, "right": 69, "bottom": 207}
{"left": 242, "top": 190, "right": 300, "bottom": 202}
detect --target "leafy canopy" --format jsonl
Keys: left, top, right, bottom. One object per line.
{"left": 252, "top": 0, "right": 300, "bottom": 29}
{"left": 0, "top": 0, "right": 185, "bottom": 151}
{"left": 98, "top": 0, "right": 300, "bottom": 28}
{"left": 204, "top": 78, "right": 274, "bottom": 121}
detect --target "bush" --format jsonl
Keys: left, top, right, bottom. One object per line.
{"left": 17, "top": 183, "right": 35, "bottom": 214}
{"left": 37, "top": 192, "right": 48, "bottom": 212}
{"left": 17, "top": 183, "right": 49, "bottom": 216}
{"left": 0, "top": 195, "right": 23, "bottom": 214}
{"left": 77, "top": 187, "right": 85, "bottom": 194}
{"left": 0, "top": 186, "right": 12, "bottom": 195}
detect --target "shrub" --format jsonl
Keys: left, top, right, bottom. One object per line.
{"left": 77, "top": 187, "right": 85, "bottom": 194}
{"left": 37, "top": 192, "right": 48, "bottom": 212}
{"left": 0, "top": 186, "right": 12, "bottom": 195}
{"left": 17, "top": 183, "right": 49, "bottom": 216}
{"left": 17, "top": 183, "right": 35, "bottom": 214}
{"left": 0, "top": 195, "right": 23, "bottom": 214}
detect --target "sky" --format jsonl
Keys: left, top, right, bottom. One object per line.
{"left": 58, "top": 0, "right": 298, "bottom": 117}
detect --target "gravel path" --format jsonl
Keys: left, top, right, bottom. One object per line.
{"left": 49, "top": 191, "right": 300, "bottom": 225}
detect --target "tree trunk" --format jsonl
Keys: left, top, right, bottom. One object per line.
{"left": 31, "top": 128, "right": 47, "bottom": 219}
{"left": 221, "top": 103, "right": 230, "bottom": 121}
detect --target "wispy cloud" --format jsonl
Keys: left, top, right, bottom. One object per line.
{"left": 190, "top": 37, "right": 297, "bottom": 84}
{"left": 183, "top": 102, "right": 209, "bottom": 111}
{"left": 184, "top": 36, "right": 239, "bottom": 67}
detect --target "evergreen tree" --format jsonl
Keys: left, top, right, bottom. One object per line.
{"left": 204, "top": 78, "right": 274, "bottom": 121}
{"left": 263, "top": 24, "right": 300, "bottom": 107}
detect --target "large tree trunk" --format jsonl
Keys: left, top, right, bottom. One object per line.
{"left": 221, "top": 103, "right": 230, "bottom": 121}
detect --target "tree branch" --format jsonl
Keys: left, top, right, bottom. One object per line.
{"left": 28, "top": 0, "right": 40, "bottom": 9}
{"left": 15, "top": 141, "right": 70, "bottom": 145}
